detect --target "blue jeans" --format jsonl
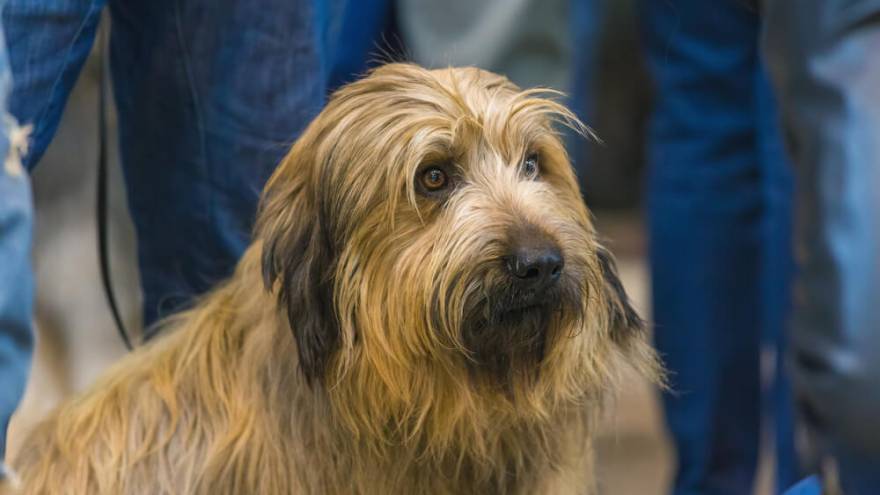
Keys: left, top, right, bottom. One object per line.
{"left": 639, "top": 1, "right": 798, "bottom": 493}
{"left": 782, "top": 476, "right": 821, "bottom": 495}
{"left": 568, "top": 0, "right": 602, "bottom": 186}
{"left": 0, "top": 0, "right": 390, "bottom": 462}
{"left": 764, "top": 0, "right": 880, "bottom": 492}
{"left": 6, "top": 0, "right": 337, "bottom": 329}
{"left": 0, "top": 0, "right": 34, "bottom": 468}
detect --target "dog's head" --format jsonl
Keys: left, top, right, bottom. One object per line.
{"left": 257, "top": 63, "right": 655, "bottom": 444}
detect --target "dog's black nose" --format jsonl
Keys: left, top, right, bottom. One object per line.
{"left": 506, "top": 243, "right": 564, "bottom": 290}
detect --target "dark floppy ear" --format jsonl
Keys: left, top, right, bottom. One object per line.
{"left": 259, "top": 182, "right": 339, "bottom": 385}
{"left": 596, "top": 245, "right": 645, "bottom": 342}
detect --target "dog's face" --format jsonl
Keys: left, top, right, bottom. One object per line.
{"left": 258, "top": 64, "right": 650, "bottom": 440}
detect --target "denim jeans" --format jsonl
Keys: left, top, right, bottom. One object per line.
{"left": 782, "top": 476, "right": 821, "bottom": 495}
{"left": 764, "top": 0, "right": 880, "bottom": 492}
{"left": 5, "top": 0, "right": 341, "bottom": 330}
{"left": 0, "top": 0, "right": 34, "bottom": 469}
{"left": 0, "top": 0, "right": 390, "bottom": 462}
{"left": 639, "top": 1, "right": 798, "bottom": 493}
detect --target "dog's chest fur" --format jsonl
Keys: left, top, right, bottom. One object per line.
{"left": 282, "top": 407, "right": 594, "bottom": 495}
{"left": 12, "top": 249, "right": 598, "bottom": 495}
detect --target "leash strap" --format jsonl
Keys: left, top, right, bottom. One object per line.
{"left": 96, "top": 17, "right": 133, "bottom": 351}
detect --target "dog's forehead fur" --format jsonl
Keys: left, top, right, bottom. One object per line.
{"left": 330, "top": 63, "right": 584, "bottom": 162}
{"left": 289, "top": 63, "right": 589, "bottom": 229}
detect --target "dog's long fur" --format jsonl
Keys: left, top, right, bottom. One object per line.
{"left": 12, "top": 64, "right": 659, "bottom": 494}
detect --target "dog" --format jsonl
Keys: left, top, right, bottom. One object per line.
{"left": 10, "top": 63, "right": 660, "bottom": 494}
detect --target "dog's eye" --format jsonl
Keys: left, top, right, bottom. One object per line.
{"left": 420, "top": 167, "right": 450, "bottom": 192}
{"left": 522, "top": 153, "right": 540, "bottom": 179}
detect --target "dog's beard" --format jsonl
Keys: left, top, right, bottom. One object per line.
{"left": 460, "top": 277, "right": 583, "bottom": 386}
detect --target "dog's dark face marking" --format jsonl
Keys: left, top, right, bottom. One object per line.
{"left": 457, "top": 224, "right": 584, "bottom": 382}
{"left": 595, "top": 245, "right": 644, "bottom": 343}
{"left": 261, "top": 195, "right": 340, "bottom": 384}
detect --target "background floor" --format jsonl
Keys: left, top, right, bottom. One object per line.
{"left": 5, "top": 58, "right": 773, "bottom": 495}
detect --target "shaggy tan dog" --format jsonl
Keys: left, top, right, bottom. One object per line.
{"left": 10, "top": 63, "right": 659, "bottom": 494}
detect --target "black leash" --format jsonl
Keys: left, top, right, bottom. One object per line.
{"left": 96, "top": 19, "right": 134, "bottom": 351}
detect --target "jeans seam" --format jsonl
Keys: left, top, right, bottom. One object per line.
{"left": 30, "top": 0, "right": 101, "bottom": 150}
{"left": 173, "top": 0, "right": 214, "bottom": 242}
{"left": 172, "top": 0, "right": 206, "bottom": 163}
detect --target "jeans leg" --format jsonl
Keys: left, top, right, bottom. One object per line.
{"left": 3, "top": 0, "right": 106, "bottom": 170}
{"left": 108, "top": 0, "right": 330, "bottom": 330}
{"left": 568, "top": 0, "right": 603, "bottom": 187}
{"left": 0, "top": 7, "right": 34, "bottom": 470}
{"left": 326, "top": 0, "right": 394, "bottom": 91}
{"left": 569, "top": 0, "right": 602, "bottom": 127}
{"left": 781, "top": 476, "right": 821, "bottom": 495}
{"left": 639, "top": 1, "right": 765, "bottom": 493}
{"left": 754, "top": 64, "right": 799, "bottom": 494}
{"left": 0, "top": 118, "right": 32, "bottom": 472}
{"left": 1, "top": 0, "right": 104, "bottom": 465}
{"left": 763, "top": 0, "right": 880, "bottom": 492}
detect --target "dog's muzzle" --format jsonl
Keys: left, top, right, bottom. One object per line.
{"left": 461, "top": 226, "right": 572, "bottom": 380}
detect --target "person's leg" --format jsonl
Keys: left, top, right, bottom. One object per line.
{"left": 754, "top": 64, "right": 799, "bottom": 494}
{"left": 763, "top": 0, "right": 880, "bottom": 492}
{"left": 639, "top": 1, "right": 765, "bottom": 493}
{"left": 568, "top": 0, "right": 603, "bottom": 194}
{"left": 0, "top": 8, "right": 34, "bottom": 474}
{"left": 3, "top": 0, "right": 106, "bottom": 169}
{"left": 107, "top": 0, "right": 343, "bottom": 331}
{"left": 1, "top": 0, "right": 105, "bottom": 469}
{"left": 781, "top": 476, "right": 821, "bottom": 495}
{"left": 569, "top": 0, "right": 601, "bottom": 132}
{"left": 326, "top": 0, "right": 395, "bottom": 91}
{"left": 756, "top": 73, "right": 799, "bottom": 494}
{"left": 0, "top": 122, "right": 32, "bottom": 482}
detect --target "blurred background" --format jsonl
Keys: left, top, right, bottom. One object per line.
{"left": 5, "top": 1, "right": 782, "bottom": 493}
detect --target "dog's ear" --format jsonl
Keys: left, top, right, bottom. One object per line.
{"left": 595, "top": 245, "right": 645, "bottom": 342}
{"left": 259, "top": 170, "right": 340, "bottom": 385}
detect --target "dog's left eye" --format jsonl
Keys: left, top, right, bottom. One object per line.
{"left": 420, "top": 166, "right": 450, "bottom": 192}
{"left": 522, "top": 153, "right": 540, "bottom": 179}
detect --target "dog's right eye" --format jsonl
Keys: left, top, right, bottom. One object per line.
{"left": 419, "top": 167, "right": 450, "bottom": 193}
{"left": 521, "top": 153, "right": 540, "bottom": 179}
